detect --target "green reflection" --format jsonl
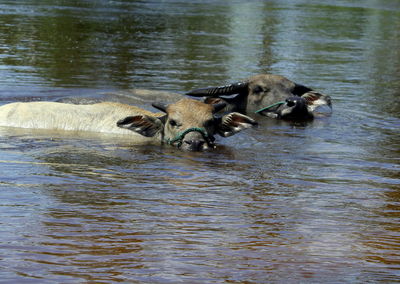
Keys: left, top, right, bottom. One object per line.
{"left": 1, "top": 0, "right": 400, "bottom": 101}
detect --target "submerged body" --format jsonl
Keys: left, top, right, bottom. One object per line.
{"left": 0, "top": 101, "right": 156, "bottom": 136}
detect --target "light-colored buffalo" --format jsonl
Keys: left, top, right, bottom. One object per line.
{"left": 186, "top": 74, "right": 332, "bottom": 120}
{"left": 0, "top": 98, "right": 257, "bottom": 151}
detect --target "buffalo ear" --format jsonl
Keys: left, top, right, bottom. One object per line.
{"left": 301, "top": 91, "right": 332, "bottom": 111}
{"left": 217, "top": 112, "right": 258, "bottom": 137}
{"left": 117, "top": 115, "right": 163, "bottom": 137}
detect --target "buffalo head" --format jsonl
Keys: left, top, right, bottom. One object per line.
{"left": 117, "top": 98, "right": 258, "bottom": 151}
{"left": 186, "top": 74, "right": 332, "bottom": 120}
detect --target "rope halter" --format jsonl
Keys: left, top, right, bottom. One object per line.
{"left": 255, "top": 101, "right": 286, "bottom": 114}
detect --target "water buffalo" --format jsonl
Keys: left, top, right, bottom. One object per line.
{"left": 0, "top": 98, "right": 257, "bottom": 151}
{"left": 186, "top": 74, "right": 332, "bottom": 120}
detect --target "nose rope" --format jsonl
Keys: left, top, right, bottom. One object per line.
{"left": 255, "top": 101, "right": 285, "bottom": 114}
{"left": 165, "top": 127, "right": 211, "bottom": 148}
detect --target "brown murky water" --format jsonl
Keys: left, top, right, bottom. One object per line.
{"left": 0, "top": 1, "right": 399, "bottom": 283}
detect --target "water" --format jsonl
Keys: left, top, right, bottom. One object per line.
{"left": 0, "top": 1, "right": 399, "bottom": 283}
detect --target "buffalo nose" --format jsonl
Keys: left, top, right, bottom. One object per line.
{"left": 286, "top": 99, "right": 296, "bottom": 107}
{"left": 184, "top": 139, "right": 205, "bottom": 151}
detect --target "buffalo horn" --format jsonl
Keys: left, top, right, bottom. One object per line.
{"left": 152, "top": 102, "right": 168, "bottom": 113}
{"left": 212, "top": 102, "right": 227, "bottom": 113}
{"left": 186, "top": 81, "right": 248, "bottom": 97}
{"left": 292, "top": 83, "right": 313, "bottom": 96}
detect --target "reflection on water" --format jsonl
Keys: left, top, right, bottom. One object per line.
{"left": 0, "top": 0, "right": 400, "bottom": 283}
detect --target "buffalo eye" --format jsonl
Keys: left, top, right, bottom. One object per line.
{"left": 253, "top": 86, "right": 263, "bottom": 94}
{"left": 169, "top": 119, "right": 178, "bottom": 127}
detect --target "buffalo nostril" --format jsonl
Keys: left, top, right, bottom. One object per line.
{"left": 286, "top": 100, "right": 295, "bottom": 107}
{"left": 184, "top": 140, "right": 205, "bottom": 150}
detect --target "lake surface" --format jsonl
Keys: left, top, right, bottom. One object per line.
{"left": 0, "top": 0, "right": 399, "bottom": 283}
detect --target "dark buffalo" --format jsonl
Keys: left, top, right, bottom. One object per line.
{"left": 186, "top": 74, "right": 332, "bottom": 120}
